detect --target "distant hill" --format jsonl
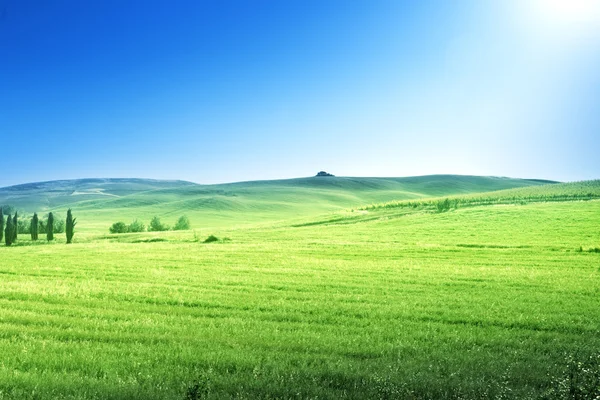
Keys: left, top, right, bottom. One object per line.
{"left": 0, "top": 175, "right": 556, "bottom": 232}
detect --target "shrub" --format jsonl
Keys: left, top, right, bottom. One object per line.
{"left": 53, "top": 218, "right": 65, "bottom": 234}
{"left": 128, "top": 219, "right": 145, "bottom": 233}
{"left": 17, "top": 218, "right": 30, "bottom": 234}
{"left": 204, "top": 235, "right": 219, "bottom": 243}
{"left": 148, "top": 216, "right": 169, "bottom": 232}
{"left": 173, "top": 215, "right": 191, "bottom": 230}
{"left": 436, "top": 198, "right": 452, "bottom": 213}
{"left": 109, "top": 221, "right": 128, "bottom": 234}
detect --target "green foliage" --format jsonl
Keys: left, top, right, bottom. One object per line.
{"left": 53, "top": 218, "right": 65, "bottom": 233}
{"left": 203, "top": 234, "right": 219, "bottom": 243}
{"left": 66, "top": 209, "right": 76, "bottom": 244}
{"left": 31, "top": 213, "right": 39, "bottom": 240}
{"left": 173, "top": 215, "right": 191, "bottom": 230}
{"left": 0, "top": 207, "right": 4, "bottom": 243}
{"left": 46, "top": 212, "right": 54, "bottom": 241}
{"left": 0, "top": 204, "right": 15, "bottom": 216}
{"left": 12, "top": 212, "right": 17, "bottom": 243}
{"left": 360, "top": 180, "right": 600, "bottom": 212}
{"left": 109, "top": 221, "right": 128, "bottom": 234}
{"left": 148, "top": 216, "right": 169, "bottom": 232}
{"left": 128, "top": 219, "right": 145, "bottom": 233}
{"left": 4, "top": 212, "right": 13, "bottom": 246}
{"left": 17, "top": 218, "right": 30, "bottom": 234}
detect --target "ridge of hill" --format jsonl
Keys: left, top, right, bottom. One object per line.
{"left": 0, "top": 175, "right": 555, "bottom": 232}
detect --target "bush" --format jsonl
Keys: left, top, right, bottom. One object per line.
{"left": 54, "top": 218, "right": 65, "bottom": 233}
{"left": 128, "top": 219, "right": 145, "bottom": 233}
{"left": 17, "top": 218, "right": 30, "bottom": 234}
{"left": 173, "top": 215, "right": 190, "bottom": 230}
{"left": 203, "top": 235, "right": 219, "bottom": 243}
{"left": 148, "top": 216, "right": 169, "bottom": 232}
{"left": 109, "top": 221, "right": 128, "bottom": 234}
{"left": 436, "top": 198, "right": 452, "bottom": 213}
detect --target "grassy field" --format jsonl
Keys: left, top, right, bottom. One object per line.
{"left": 0, "top": 178, "right": 598, "bottom": 399}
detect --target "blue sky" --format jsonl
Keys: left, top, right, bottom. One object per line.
{"left": 1, "top": 0, "right": 599, "bottom": 186}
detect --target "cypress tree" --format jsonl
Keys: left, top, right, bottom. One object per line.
{"left": 31, "top": 213, "right": 39, "bottom": 241}
{"left": 47, "top": 212, "right": 54, "bottom": 241}
{"left": 66, "top": 209, "right": 76, "bottom": 244}
{"left": 12, "top": 212, "right": 17, "bottom": 243}
{"left": 5, "top": 213, "right": 13, "bottom": 246}
{"left": 0, "top": 207, "right": 4, "bottom": 244}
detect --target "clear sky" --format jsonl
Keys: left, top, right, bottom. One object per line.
{"left": 1, "top": 0, "right": 599, "bottom": 187}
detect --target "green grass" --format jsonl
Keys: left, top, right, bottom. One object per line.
{"left": 360, "top": 180, "right": 600, "bottom": 212}
{"left": 0, "top": 175, "right": 551, "bottom": 234}
{"left": 0, "top": 177, "right": 598, "bottom": 399}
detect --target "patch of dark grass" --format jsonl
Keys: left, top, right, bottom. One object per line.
{"left": 541, "top": 351, "right": 600, "bottom": 400}
{"left": 132, "top": 238, "right": 168, "bottom": 243}
{"left": 203, "top": 235, "right": 219, "bottom": 243}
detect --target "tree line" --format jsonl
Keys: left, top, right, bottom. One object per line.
{"left": 109, "top": 215, "right": 190, "bottom": 234}
{"left": 0, "top": 207, "right": 76, "bottom": 246}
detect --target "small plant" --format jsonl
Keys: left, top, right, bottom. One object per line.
{"left": 203, "top": 235, "right": 219, "bottom": 243}
{"left": 436, "top": 198, "right": 452, "bottom": 213}
{"left": 184, "top": 374, "right": 211, "bottom": 400}
{"left": 148, "top": 216, "right": 169, "bottom": 232}
{"left": 109, "top": 222, "right": 128, "bottom": 234}
{"left": 173, "top": 215, "right": 191, "bottom": 231}
{"left": 66, "top": 209, "right": 76, "bottom": 244}
{"left": 128, "top": 219, "right": 145, "bottom": 233}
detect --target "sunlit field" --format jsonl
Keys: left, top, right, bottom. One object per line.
{"left": 0, "top": 179, "right": 598, "bottom": 399}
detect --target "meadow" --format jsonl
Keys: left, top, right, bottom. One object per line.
{"left": 0, "top": 177, "right": 598, "bottom": 399}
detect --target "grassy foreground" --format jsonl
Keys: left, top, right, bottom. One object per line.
{"left": 0, "top": 184, "right": 598, "bottom": 399}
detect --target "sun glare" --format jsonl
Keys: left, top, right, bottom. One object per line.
{"left": 527, "top": 0, "right": 600, "bottom": 34}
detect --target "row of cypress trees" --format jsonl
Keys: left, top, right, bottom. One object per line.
{"left": 0, "top": 208, "right": 76, "bottom": 246}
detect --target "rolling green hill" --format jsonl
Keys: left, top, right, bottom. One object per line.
{"left": 0, "top": 175, "right": 553, "bottom": 233}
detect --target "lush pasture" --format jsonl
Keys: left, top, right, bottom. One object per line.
{"left": 0, "top": 196, "right": 598, "bottom": 399}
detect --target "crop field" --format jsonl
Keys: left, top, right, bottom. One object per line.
{"left": 0, "top": 178, "right": 598, "bottom": 399}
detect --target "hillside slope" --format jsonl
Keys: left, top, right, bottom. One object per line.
{"left": 0, "top": 175, "right": 553, "bottom": 232}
